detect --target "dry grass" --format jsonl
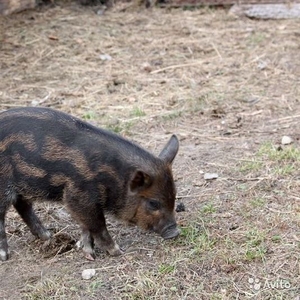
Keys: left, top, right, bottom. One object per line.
{"left": 1, "top": 1, "right": 300, "bottom": 299}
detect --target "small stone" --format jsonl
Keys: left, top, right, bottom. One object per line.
{"left": 257, "top": 60, "right": 268, "bottom": 70}
{"left": 31, "top": 100, "right": 39, "bottom": 106}
{"left": 204, "top": 173, "right": 218, "bottom": 180}
{"left": 82, "top": 269, "right": 96, "bottom": 280}
{"left": 97, "top": 9, "right": 105, "bottom": 15}
{"left": 229, "top": 224, "right": 239, "bottom": 231}
{"left": 281, "top": 136, "right": 293, "bottom": 145}
{"left": 99, "top": 54, "right": 112, "bottom": 61}
{"left": 142, "top": 62, "right": 152, "bottom": 72}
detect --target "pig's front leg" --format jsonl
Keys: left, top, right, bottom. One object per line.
{"left": 76, "top": 221, "right": 123, "bottom": 259}
{"left": 65, "top": 193, "right": 123, "bottom": 259}
{"left": 91, "top": 222, "right": 123, "bottom": 257}
{"left": 76, "top": 228, "right": 95, "bottom": 261}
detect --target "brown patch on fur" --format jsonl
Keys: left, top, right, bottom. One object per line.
{"left": 0, "top": 133, "right": 37, "bottom": 153}
{"left": 0, "top": 161, "right": 13, "bottom": 177}
{"left": 131, "top": 203, "right": 159, "bottom": 231}
{"left": 42, "top": 137, "right": 94, "bottom": 180}
{"left": 98, "top": 184, "right": 106, "bottom": 197}
{"left": 50, "top": 176, "right": 90, "bottom": 204}
{"left": 64, "top": 179, "right": 89, "bottom": 200}
{"left": 43, "top": 138, "right": 123, "bottom": 184}
{"left": 12, "top": 153, "right": 47, "bottom": 178}
{"left": 50, "top": 174, "right": 71, "bottom": 186}
{"left": 50, "top": 175, "right": 84, "bottom": 199}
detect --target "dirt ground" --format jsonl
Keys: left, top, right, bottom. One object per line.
{"left": 0, "top": 1, "right": 300, "bottom": 299}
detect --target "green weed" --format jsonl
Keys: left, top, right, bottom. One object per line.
{"left": 239, "top": 159, "right": 263, "bottom": 173}
{"left": 131, "top": 107, "right": 146, "bottom": 117}
{"left": 158, "top": 264, "right": 176, "bottom": 275}
{"left": 258, "top": 142, "right": 300, "bottom": 162}
{"left": 201, "top": 203, "right": 216, "bottom": 214}
{"left": 250, "top": 197, "right": 266, "bottom": 208}
{"left": 82, "top": 110, "right": 97, "bottom": 120}
{"left": 106, "top": 121, "right": 134, "bottom": 134}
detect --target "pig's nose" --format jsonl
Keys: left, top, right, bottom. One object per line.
{"left": 161, "top": 224, "right": 180, "bottom": 240}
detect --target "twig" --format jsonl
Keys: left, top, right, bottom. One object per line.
{"left": 210, "top": 42, "right": 222, "bottom": 59}
{"left": 267, "top": 207, "right": 293, "bottom": 214}
{"left": 228, "top": 157, "right": 265, "bottom": 163}
{"left": 33, "top": 48, "right": 56, "bottom": 66}
{"left": 222, "top": 177, "right": 267, "bottom": 181}
{"left": 268, "top": 115, "right": 300, "bottom": 123}
{"left": 150, "top": 60, "right": 214, "bottom": 74}
{"left": 53, "top": 225, "right": 70, "bottom": 237}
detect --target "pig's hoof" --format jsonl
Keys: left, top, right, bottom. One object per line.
{"left": 84, "top": 252, "right": 96, "bottom": 261}
{"left": 107, "top": 244, "right": 124, "bottom": 256}
{"left": 82, "top": 245, "right": 96, "bottom": 261}
{"left": 39, "top": 230, "right": 51, "bottom": 241}
{"left": 83, "top": 246, "right": 96, "bottom": 261}
{"left": 76, "top": 240, "right": 96, "bottom": 260}
{"left": 0, "top": 249, "right": 9, "bottom": 261}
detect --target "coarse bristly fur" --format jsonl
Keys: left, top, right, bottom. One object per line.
{"left": 0, "top": 107, "right": 180, "bottom": 261}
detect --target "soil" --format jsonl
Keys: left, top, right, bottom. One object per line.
{"left": 0, "top": 1, "right": 300, "bottom": 299}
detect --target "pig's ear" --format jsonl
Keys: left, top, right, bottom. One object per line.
{"left": 129, "top": 170, "right": 153, "bottom": 194}
{"left": 158, "top": 134, "right": 179, "bottom": 165}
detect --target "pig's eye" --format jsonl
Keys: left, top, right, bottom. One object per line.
{"left": 147, "top": 200, "right": 161, "bottom": 211}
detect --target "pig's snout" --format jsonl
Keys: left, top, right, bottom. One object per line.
{"left": 161, "top": 223, "right": 180, "bottom": 240}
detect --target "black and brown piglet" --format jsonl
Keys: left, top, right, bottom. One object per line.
{"left": 0, "top": 107, "right": 179, "bottom": 261}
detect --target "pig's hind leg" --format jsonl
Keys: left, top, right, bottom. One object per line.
{"left": 0, "top": 203, "right": 10, "bottom": 261}
{"left": 0, "top": 182, "right": 15, "bottom": 261}
{"left": 13, "top": 195, "right": 51, "bottom": 241}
